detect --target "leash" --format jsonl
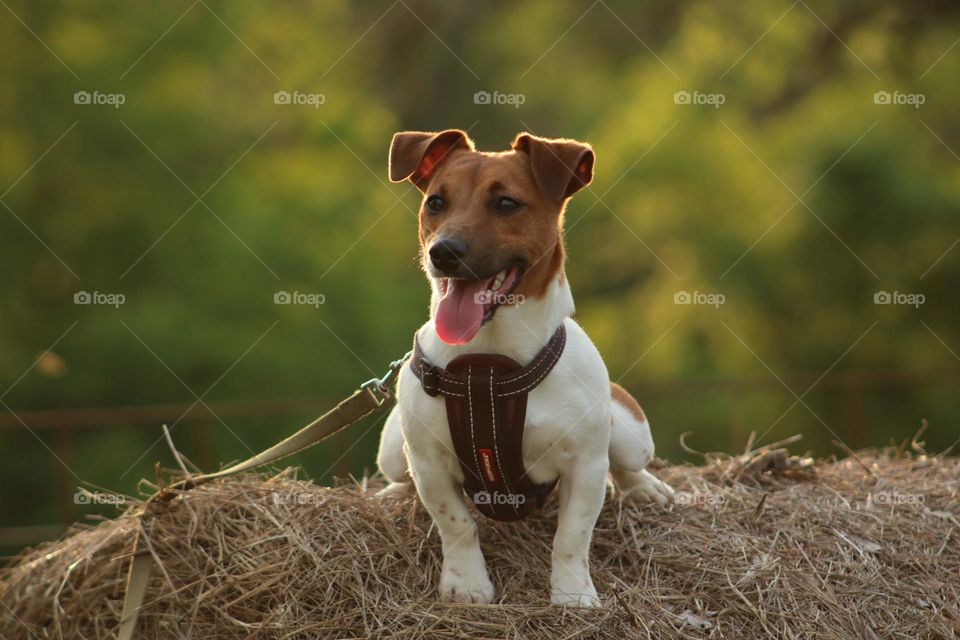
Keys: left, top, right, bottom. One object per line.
{"left": 117, "top": 352, "right": 410, "bottom": 640}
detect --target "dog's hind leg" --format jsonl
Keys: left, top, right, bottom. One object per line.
{"left": 376, "top": 407, "right": 411, "bottom": 495}
{"left": 608, "top": 382, "right": 674, "bottom": 505}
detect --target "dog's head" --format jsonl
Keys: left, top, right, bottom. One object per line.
{"left": 389, "top": 129, "right": 594, "bottom": 344}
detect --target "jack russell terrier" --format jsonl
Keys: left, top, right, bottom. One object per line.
{"left": 376, "top": 129, "right": 673, "bottom": 607}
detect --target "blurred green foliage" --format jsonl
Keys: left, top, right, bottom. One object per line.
{"left": 1, "top": 1, "right": 959, "bottom": 539}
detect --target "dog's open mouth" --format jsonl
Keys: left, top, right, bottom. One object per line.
{"left": 435, "top": 266, "right": 523, "bottom": 344}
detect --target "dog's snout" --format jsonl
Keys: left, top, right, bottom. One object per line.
{"left": 429, "top": 238, "right": 468, "bottom": 274}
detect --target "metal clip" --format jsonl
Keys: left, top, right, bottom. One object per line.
{"left": 361, "top": 350, "right": 413, "bottom": 405}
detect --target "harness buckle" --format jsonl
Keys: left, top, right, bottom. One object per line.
{"left": 421, "top": 363, "right": 441, "bottom": 397}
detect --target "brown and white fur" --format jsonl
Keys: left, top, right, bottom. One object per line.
{"left": 376, "top": 130, "right": 673, "bottom": 607}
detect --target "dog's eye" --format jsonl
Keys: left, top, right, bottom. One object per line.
{"left": 425, "top": 195, "right": 445, "bottom": 213}
{"left": 494, "top": 196, "right": 522, "bottom": 214}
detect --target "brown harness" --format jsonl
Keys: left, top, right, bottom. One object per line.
{"left": 409, "top": 325, "right": 566, "bottom": 521}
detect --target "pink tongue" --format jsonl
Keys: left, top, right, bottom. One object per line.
{"left": 435, "top": 278, "right": 490, "bottom": 344}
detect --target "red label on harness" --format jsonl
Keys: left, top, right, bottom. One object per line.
{"left": 477, "top": 448, "right": 498, "bottom": 482}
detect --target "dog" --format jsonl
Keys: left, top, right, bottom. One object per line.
{"left": 376, "top": 129, "right": 673, "bottom": 607}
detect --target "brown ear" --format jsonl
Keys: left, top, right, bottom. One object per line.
{"left": 512, "top": 133, "right": 594, "bottom": 201}
{"left": 389, "top": 130, "right": 474, "bottom": 190}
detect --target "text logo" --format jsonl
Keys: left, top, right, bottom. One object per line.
{"left": 477, "top": 448, "right": 498, "bottom": 482}
{"left": 74, "top": 291, "right": 125, "bottom": 308}
{"left": 473, "top": 90, "right": 526, "bottom": 108}
{"left": 674, "top": 290, "right": 725, "bottom": 308}
{"left": 873, "top": 91, "right": 924, "bottom": 109}
{"left": 74, "top": 90, "right": 126, "bottom": 108}
{"left": 871, "top": 491, "right": 924, "bottom": 506}
{"left": 274, "top": 291, "right": 326, "bottom": 307}
{"left": 274, "top": 91, "right": 326, "bottom": 108}
{"left": 674, "top": 491, "right": 726, "bottom": 507}
{"left": 474, "top": 291, "right": 525, "bottom": 306}
{"left": 74, "top": 491, "right": 126, "bottom": 505}
{"left": 874, "top": 290, "right": 924, "bottom": 308}
{"left": 674, "top": 90, "right": 725, "bottom": 108}
{"left": 473, "top": 490, "right": 526, "bottom": 506}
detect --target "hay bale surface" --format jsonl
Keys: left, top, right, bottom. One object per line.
{"left": 2, "top": 449, "right": 959, "bottom": 639}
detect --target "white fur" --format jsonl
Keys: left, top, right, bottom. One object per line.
{"left": 378, "top": 273, "right": 672, "bottom": 606}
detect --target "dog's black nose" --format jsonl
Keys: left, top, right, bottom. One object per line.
{"left": 429, "top": 238, "right": 468, "bottom": 274}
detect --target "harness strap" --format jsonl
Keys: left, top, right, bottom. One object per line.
{"left": 409, "top": 324, "right": 566, "bottom": 398}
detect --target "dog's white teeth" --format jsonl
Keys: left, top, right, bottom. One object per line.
{"left": 492, "top": 271, "right": 505, "bottom": 290}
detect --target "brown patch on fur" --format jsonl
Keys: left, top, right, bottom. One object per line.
{"left": 523, "top": 239, "right": 566, "bottom": 299}
{"left": 610, "top": 382, "right": 646, "bottom": 423}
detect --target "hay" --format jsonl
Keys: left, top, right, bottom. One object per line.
{"left": 2, "top": 445, "right": 959, "bottom": 639}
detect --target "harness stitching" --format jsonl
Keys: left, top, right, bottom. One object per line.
{"left": 488, "top": 367, "right": 520, "bottom": 516}
{"left": 466, "top": 366, "right": 490, "bottom": 496}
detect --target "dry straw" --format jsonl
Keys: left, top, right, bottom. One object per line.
{"left": 2, "top": 438, "right": 958, "bottom": 639}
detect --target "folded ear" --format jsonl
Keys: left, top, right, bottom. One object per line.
{"left": 389, "top": 130, "right": 474, "bottom": 190}
{"left": 512, "top": 133, "right": 594, "bottom": 201}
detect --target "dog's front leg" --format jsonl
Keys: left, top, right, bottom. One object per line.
{"left": 407, "top": 451, "right": 495, "bottom": 603}
{"left": 550, "top": 458, "right": 607, "bottom": 607}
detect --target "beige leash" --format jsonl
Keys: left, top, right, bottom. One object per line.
{"left": 116, "top": 353, "right": 410, "bottom": 640}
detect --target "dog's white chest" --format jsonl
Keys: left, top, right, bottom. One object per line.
{"left": 396, "top": 317, "right": 611, "bottom": 485}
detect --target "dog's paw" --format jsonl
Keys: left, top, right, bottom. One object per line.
{"left": 375, "top": 481, "right": 411, "bottom": 498}
{"left": 551, "top": 584, "right": 601, "bottom": 608}
{"left": 439, "top": 564, "right": 495, "bottom": 604}
{"left": 551, "top": 567, "right": 600, "bottom": 607}
{"left": 619, "top": 469, "right": 674, "bottom": 506}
